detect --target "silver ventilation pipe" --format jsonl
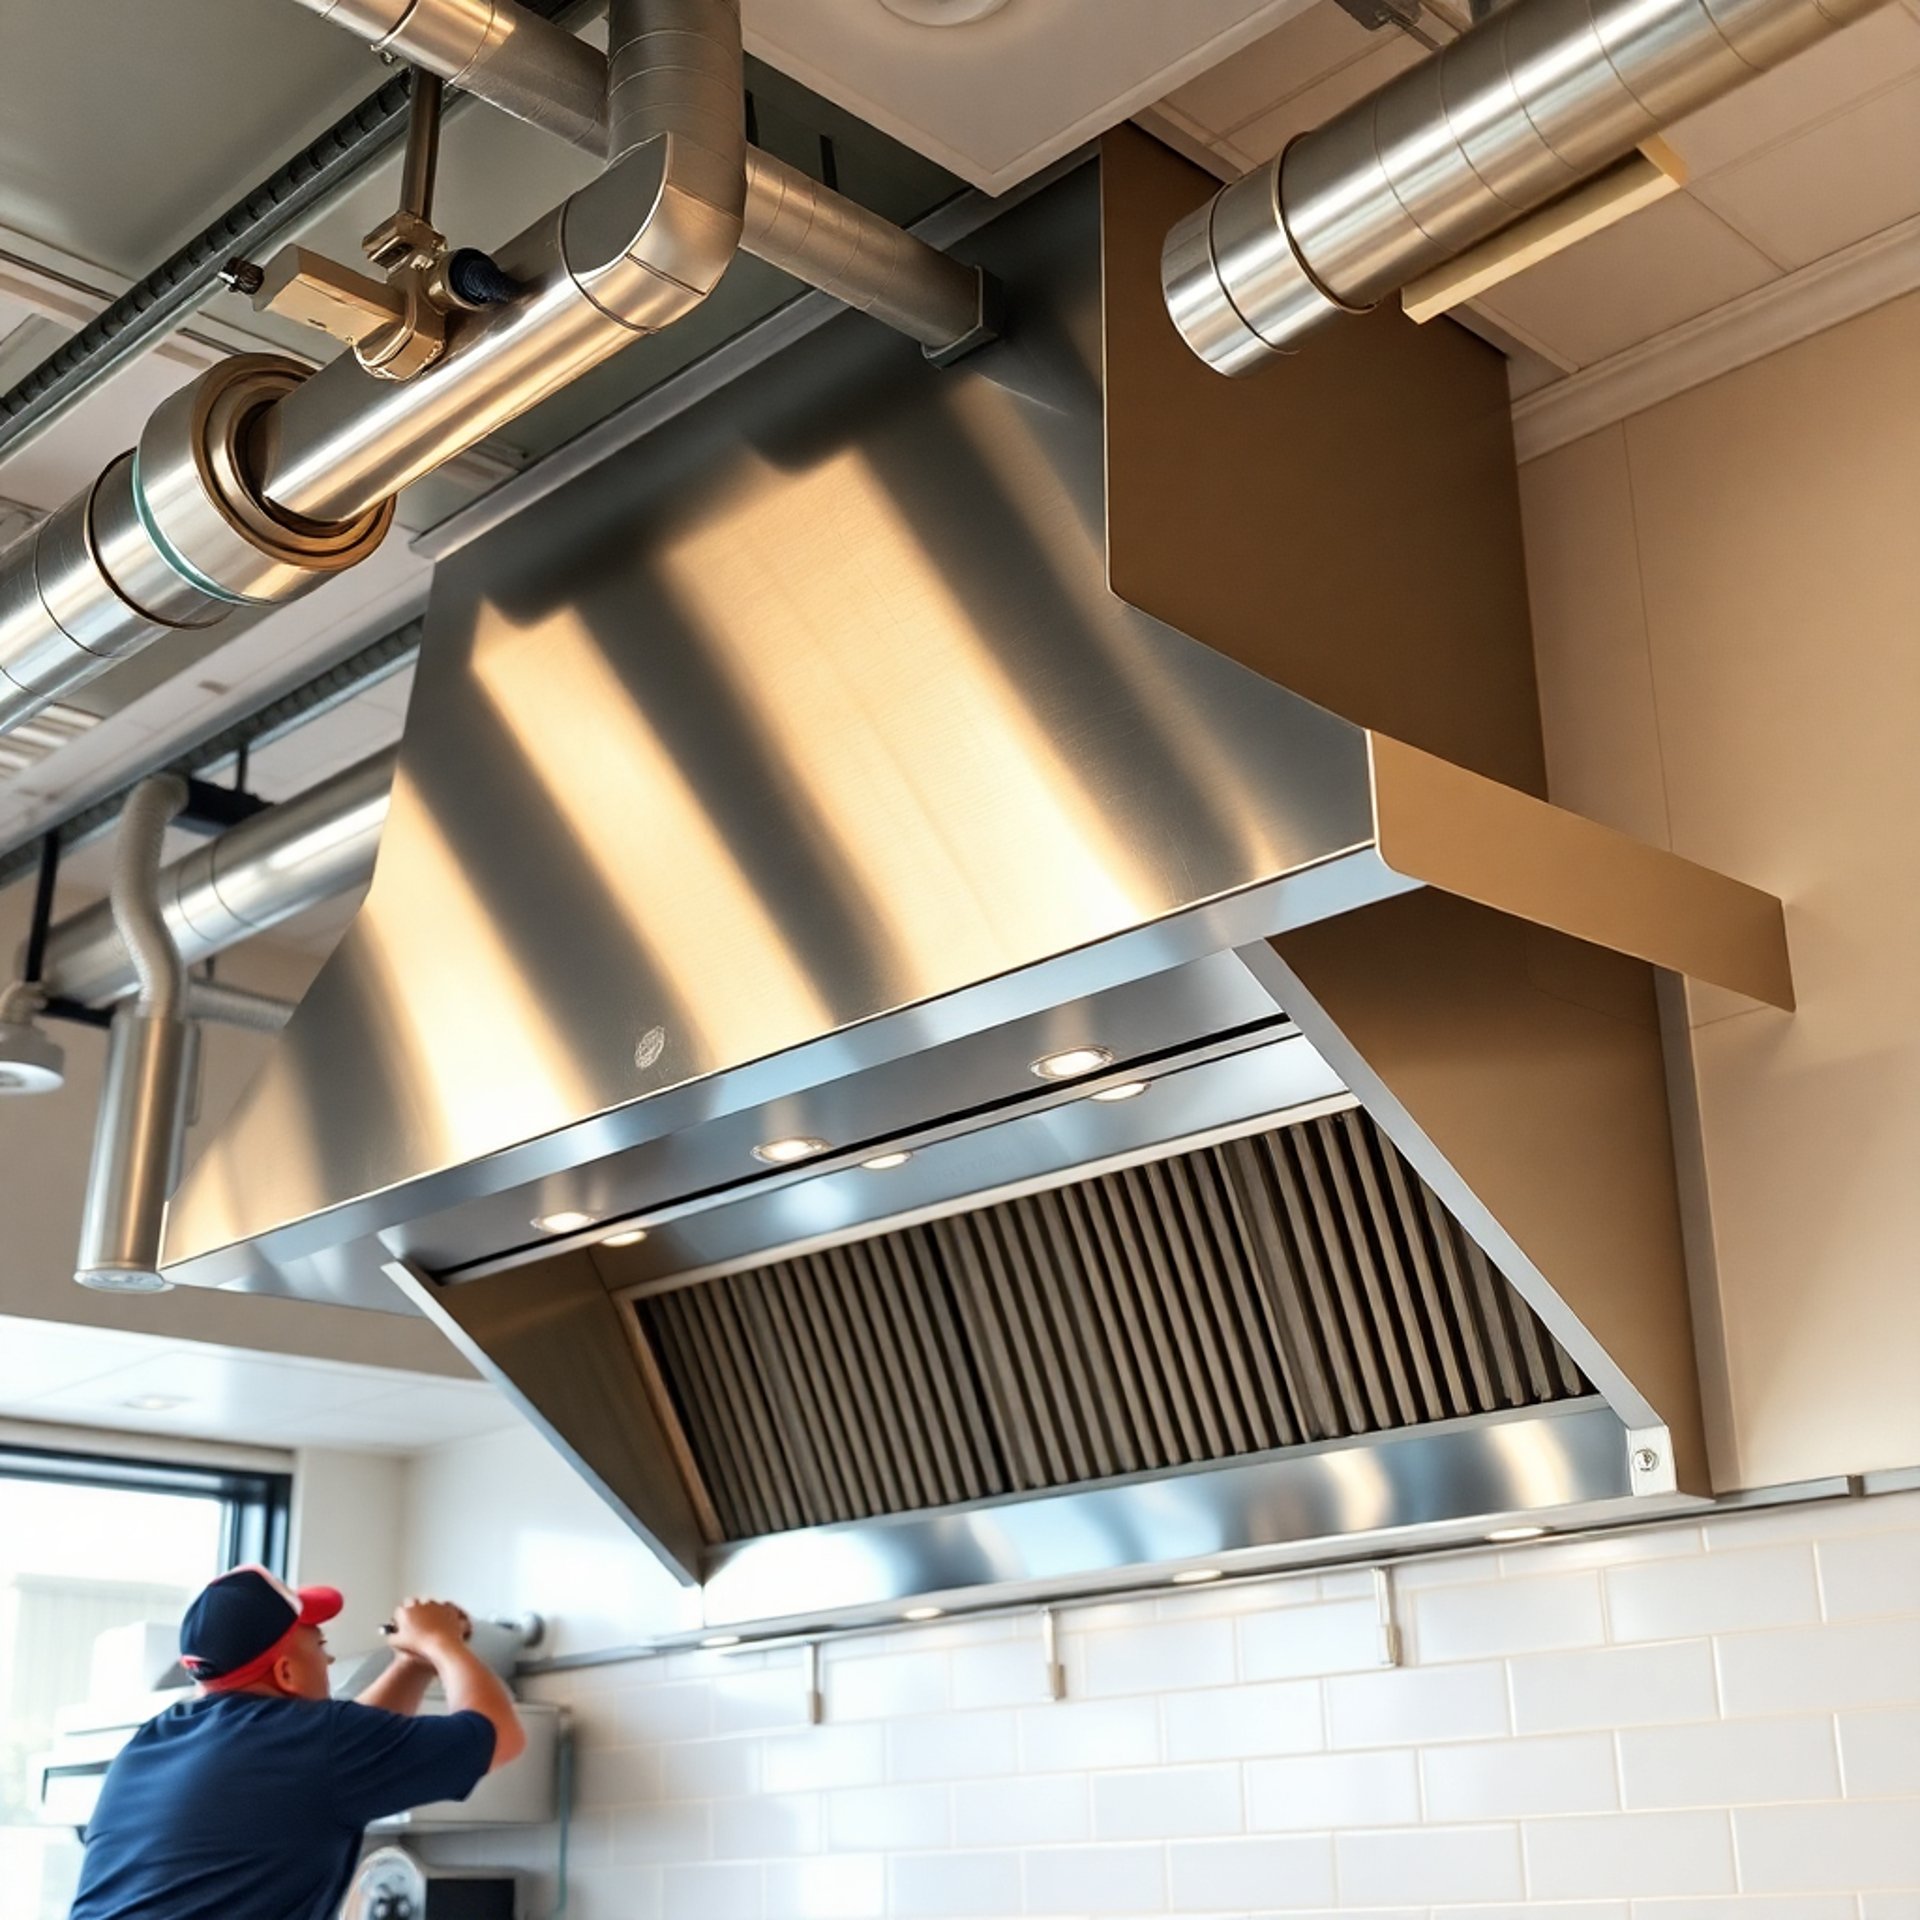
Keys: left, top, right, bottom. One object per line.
{"left": 1162, "top": 0, "right": 1885, "bottom": 371}
{"left": 286, "top": 0, "right": 989, "bottom": 358}
{"left": 31, "top": 749, "right": 395, "bottom": 1009}
{"left": 74, "top": 775, "right": 196, "bottom": 1292}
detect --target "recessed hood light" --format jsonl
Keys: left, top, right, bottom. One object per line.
{"left": 1485, "top": 1525, "right": 1550, "bottom": 1542}
{"left": 1031, "top": 1046, "right": 1113, "bottom": 1081}
{"left": 901, "top": 1605, "right": 944, "bottom": 1620}
{"left": 532, "top": 1209, "right": 596, "bottom": 1234}
{"left": 753, "top": 1136, "right": 829, "bottom": 1165}
{"left": 1169, "top": 1568, "right": 1222, "bottom": 1585}
{"left": 122, "top": 1395, "right": 189, "bottom": 1413}
{"left": 1089, "top": 1081, "right": 1149, "bottom": 1102}
{"left": 701, "top": 1633, "right": 742, "bottom": 1649}
{"left": 600, "top": 1228, "right": 648, "bottom": 1248}
{"left": 862, "top": 1152, "right": 913, "bottom": 1170}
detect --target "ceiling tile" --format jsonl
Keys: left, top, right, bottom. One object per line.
{"left": 1664, "top": 7, "right": 1920, "bottom": 180}
{"left": 0, "top": 1315, "right": 151, "bottom": 1402}
{"left": 1473, "top": 193, "right": 1781, "bottom": 369}
{"left": 1163, "top": 2, "right": 1389, "bottom": 137}
{"left": 1691, "top": 71, "right": 1920, "bottom": 271}
{"left": 1229, "top": 36, "right": 1427, "bottom": 163}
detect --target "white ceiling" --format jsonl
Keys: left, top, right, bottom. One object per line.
{"left": 0, "top": 1313, "right": 515, "bottom": 1453}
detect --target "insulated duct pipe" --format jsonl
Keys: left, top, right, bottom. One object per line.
{"left": 31, "top": 748, "right": 395, "bottom": 1008}
{"left": 287, "top": 0, "right": 990, "bottom": 356}
{"left": 74, "top": 775, "right": 196, "bottom": 1292}
{"left": 1162, "top": 0, "right": 1885, "bottom": 371}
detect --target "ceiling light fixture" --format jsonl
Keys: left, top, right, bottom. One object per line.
{"left": 1031, "top": 1045, "right": 1114, "bottom": 1082}
{"left": 700, "top": 1633, "right": 743, "bottom": 1649}
{"left": 122, "top": 1394, "right": 188, "bottom": 1413}
{"left": 878, "top": 0, "right": 1012, "bottom": 22}
{"left": 862, "top": 1151, "right": 913, "bottom": 1171}
{"left": 1170, "top": 1568, "right": 1224, "bottom": 1585}
{"left": 600, "top": 1227, "right": 648, "bottom": 1249}
{"left": 1485, "top": 1525, "right": 1550, "bottom": 1543}
{"left": 901, "top": 1605, "right": 945, "bottom": 1621}
{"left": 532, "top": 1209, "right": 596, "bottom": 1234}
{"left": 1088, "top": 1081, "right": 1149, "bottom": 1103}
{"left": 753, "top": 1136, "right": 829, "bottom": 1165}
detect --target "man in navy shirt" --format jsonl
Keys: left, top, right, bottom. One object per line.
{"left": 69, "top": 1566, "right": 527, "bottom": 1920}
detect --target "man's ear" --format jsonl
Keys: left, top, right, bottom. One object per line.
{"left": 270, "top": 1653, "right": 302, "bottom": 1696}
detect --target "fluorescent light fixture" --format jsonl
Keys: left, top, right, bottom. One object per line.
{"left": 901, "top": 1605, "right": 945, "bottom": 1621}
{"left": 122, "top": 1395, "right": 188, "bottom": 1413}
{"left": 1485, "top": 1525, "right": 1550, "bottom": 1542}
{"left": 1031, "top": 1045, "right": 1114, "bottom": 1081}
{"left": 532, "top": 1209, "right": 596, "bottom": 1234}
{"left": 753, "top": 1136, "right": 829, "bottom": 1165}
{"left": 700, "top": 1633, "right": 743, "bottom": 1649}
{"left": 862, "top": 1151, "right": 913, "bottom": 1170}
{"left": 1169, "top": 1568, "right": 1223, "bottom": 1585}
{"left": 600, "top": 1227, "right": 648, "bottom": 1248}
{"left": 1089, "top": 1081, "right": 1149, "bottom": 1102}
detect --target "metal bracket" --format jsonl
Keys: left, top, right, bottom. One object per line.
{"left": 1371, "top": 1566, "right": 1404, "bottom": 1667}
{"left": 803, "top": 1640, "right": 823, "bottom": 1725}
{"left": 1325, "top": 0, "right": 1425, "bottom": 29}
{"left": 178, "top": 778, "right": 270, "bottom": 836}
{"left": 1627, "top": 1425, "right": 1679, "bottom": 1496}
{"left": 1039, "top": 1607, "right": 1067, "bottom": 1702}
{"left": 923, "top": 271, "right": 1006, "bottom": 370}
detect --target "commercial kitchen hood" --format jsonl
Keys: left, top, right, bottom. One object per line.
{"left": 159, "top": 135, "right": 1791, "bottom": 1630}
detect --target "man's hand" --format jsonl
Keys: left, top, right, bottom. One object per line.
{"left": 383, "top": 1597, "right": 473, "bottom": 1661}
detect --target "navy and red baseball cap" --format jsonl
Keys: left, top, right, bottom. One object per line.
{"left": 179, "top": 1567, "right": 343, "bottom": 1691}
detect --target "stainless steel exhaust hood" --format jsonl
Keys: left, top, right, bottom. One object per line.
{"left": 160, "top": 136, "right": 1791, "bottom": 1627}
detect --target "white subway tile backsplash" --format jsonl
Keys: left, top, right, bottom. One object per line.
{"left": 1165, "top": 1834, "right": 1336, "bottom": 1910}
{"left": 1618, "top": 1716, "right": 1841, "bottom": 1808}
{"left": 1326, "top": 1661, "right": 1511, "bottom": 1747}
{"left": 951, "top": 1640, "right": 1052, "bottom": 1711}
{"left": 1605, "top": 1546, "right": 1822, "bottom": 1642}
{"left": 888, "top": 1850, "right": 1023, "bottom": 1917}
{"left": 665, "top": 1736, "right": 761, "bottom": 1801}
{"left": 1080, "top": 1617, "right": 1235, "bottom": 1696}
{"left": 1245, "top": 1750, "right": 1418, "bottom": 1831}
{"left": 1020, "top": 1842, "right": 1168, "bottom": 1912}
{"left": 1238, "top": 1599, "right": 1385, "bottom": 1680}
{"left": 663, "top": 1860, "right": 762, "bottom": 1920}
{"left": 1839, "top": 1707, "right": 1920, "bottom": 1796}
{"left": 604, "top": 1679, "right": 714, "bottom": 1744}
{"left": 888, "top": 1710, "right": 1020, "bottom": 1784}
{"left": 764, "top": 1725, "right": 889, "bottom": 1794}
{"left": 577, "top": 1743, "right": 665, "bottom": 1809}
{"left": 829, "top": 1785, "right": 952, "bottom": 1852}
{"left": 762, "top": 1855, "right": 887, "bottom": 1919}
{"left": 1017, "top": 1699, "right": 1161, "bottom": 1774}
{"left": 1510, "top": 1641, "right": 1720, "bottom": 1733}
{"left": 1163, "top": 1679, "right": 1322, "bottom": 1761}
{"left": 828, "top": 1652, "right": 953, "bottom": 1721}
{"left": 1818, "top": 1526, "right": 1920, "bottom": 1619}
{"left": 1862, "top": 1898, "right": 1920, "bottom": 1920}
{"left": 1093, "top": 1764, "right": 1243, "bottom": 1839}
{"left": 712, "top": 1670, "right": 815, "bottom": 1734}
{"left": 1523, "top": 1811, "right": 1737, "bottom": 1896}
{"left": 1420, "top": 1732, "right": 1619, "bottom": 1820}
{"left": 711, "top": 1791, "right": 823, "bottom": 1859}
{"left": 953, "top": 1775, "right": 1090, "bottom": 1847}
{"left": 1334, "top": 1824, "right": 1525, "bottom": 1903}
{"left": 1413, "top": 1572, "right": 1606, "bottom": 1662}
{"left": 1621, "top": 1899, "right": 1853, "bottom": 1920}
{"left": 611, "top": 1799, "right": 714, "bottom": 1867}
{"left": 1717, "top": 1618, "right": 1920, "bottom": 1715}
{"left": 1732, "top": 1798, "right": 1920, "bottom": 1890}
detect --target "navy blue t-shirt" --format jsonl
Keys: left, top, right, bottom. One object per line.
{"left": 68, "top": 1692, "right": 496, "bottom": 1920}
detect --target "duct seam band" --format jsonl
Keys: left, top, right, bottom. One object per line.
{"left": 127, "top": 450, "right": 252, "bottom": 607}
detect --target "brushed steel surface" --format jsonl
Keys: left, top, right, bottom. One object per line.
{"left": 165, "top": 167, "right": 1388, "bottom": 1289}
{"left": 74, "top": 1009, "right": 192, "bottom": 1290}
{"left": 699, "top": 1402, "right": 1637, "bottom": 1627}
{"left": 1161, "top": 0, "right": 1890, "bottom": 364}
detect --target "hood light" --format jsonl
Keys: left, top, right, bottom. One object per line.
{"left": 1031, "top": 1045, "right": 1113, "bottom": 1081}
{"left": 533, "top": 1209, "right": 596, "bottom": 1234}
{"left": 754, "top": 1136, "right": 829, "bottom": 1165}
{"left": 1089, "top": 1081, "right": 1149, "bottom": 1103}
{"left": 600, "top": 1227, "right": 648, "bottom": 1249}
{"left": 1170, "top": 1568, "right": 1223, "bottom": 1585}
{"left": 901, "top": 1605, "right": 945, "bottom": 1621}
{"left": 1485, "top": 1525, "right": 1550, "bottom": 1542}
{"left": 701, "top": 1633, "right": 743, "bottom": 1649}
{"left": 122, "top": 1394, "right": 189, "bottom": 1413}
{"left": 863, "top": 1151, "right": 913, "bottom": 1171}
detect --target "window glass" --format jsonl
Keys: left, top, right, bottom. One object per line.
{"left": 0, "top": 1475, "right": 227, "bottom": 1920}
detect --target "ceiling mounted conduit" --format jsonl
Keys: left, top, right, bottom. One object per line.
{"left": 0, "top": 0, "right": 994, "bottom": 738}
{"left": 1161, "top": 0, "right": 1889, "bottom": 370}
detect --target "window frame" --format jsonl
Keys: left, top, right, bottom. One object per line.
{"left": 0, "top": 1443, "right": 292, "bottom": 1576}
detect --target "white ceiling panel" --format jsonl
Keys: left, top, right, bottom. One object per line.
{"left": 1228, "top": 35, "right": 1425, "bottom": 165}
{"left": 1691, "top": 70, "right": 1920, "bottom": 270}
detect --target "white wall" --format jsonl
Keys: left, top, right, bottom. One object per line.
{"left": 1520, "top": 287, "right": 1920, "bottom": 1491}
{"left": 418, "top": 1488, "right": 1920, "bottom": 1914}
{"left": 0, "top": 881, "right": 461, "bottom": 1376}
{"left": 400, "top": 1421, "right": 697, "bottom": 1661}
{"left": 288, "top": 1447, "right": 407, "bottom": 1657}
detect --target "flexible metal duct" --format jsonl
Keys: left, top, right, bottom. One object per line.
{"left": 30, "top": 749, "right": 394, "bottom": 1008}
{"left": 287, "top": 0, "right": 989, "bottom": 355}
{"left": 74, "top": 776, "right": 195, "bottom": 1292}
{"left": 1163, "top": 0, "right": 1886, "bottom": 371}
